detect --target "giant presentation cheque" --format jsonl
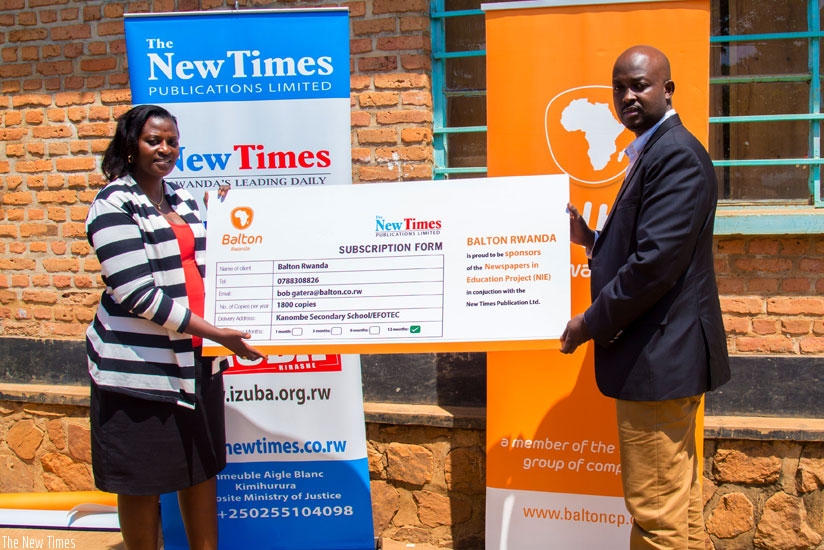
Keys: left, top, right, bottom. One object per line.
{"left": 203, "top": 175, "right": 570, "bottom": 355}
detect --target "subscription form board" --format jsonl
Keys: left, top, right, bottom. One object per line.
{"left": 203, "top": 175, "right": 570, "bottom": 355}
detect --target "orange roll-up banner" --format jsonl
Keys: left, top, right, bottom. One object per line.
{"left": 483, "top": 1, "right": 709, "bottom": 547}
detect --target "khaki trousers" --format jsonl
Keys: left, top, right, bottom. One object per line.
{"left": 616, "top": 395, "right": 703, "bottom": 549}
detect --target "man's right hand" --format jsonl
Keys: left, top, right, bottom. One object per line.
{"left": 560, "top": 314, "right": 591, "bottom": 354}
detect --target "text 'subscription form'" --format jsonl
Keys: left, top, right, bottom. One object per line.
{"left": 203, "top": 175, "right": 571, "bottom": 355}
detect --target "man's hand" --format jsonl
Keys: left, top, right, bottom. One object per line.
{"left": 560, "top": 313, "right": 591, "bottom": 354}
{"left": 567, "top": 203, "right": 595, "bottom": 250}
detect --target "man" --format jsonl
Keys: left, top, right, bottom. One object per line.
{"left": 560, "top": 45, "right": 730, "bottom": 549}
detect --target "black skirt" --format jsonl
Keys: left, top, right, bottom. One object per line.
{"left": 90, "top": 353, "right": 226, "bottom": 495}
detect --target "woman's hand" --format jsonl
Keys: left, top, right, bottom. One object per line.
{"left": 203, "top": 184, "right": 231, "bottom": 209}
{"left": 184, "top": 315, "right": 264, "bottom": 360}
{"left": 213, "top": 328, "right": 265, "bottom": 361}
{"left": 216, "top": 184, "right": 230, "bottom": 201}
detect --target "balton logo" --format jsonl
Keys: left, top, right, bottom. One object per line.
{"left": 544, "top": 85, "right": 635, "bottom": 187}
{"left": 222, "top": 206, "right": 261, "bottom": 247}
{"left": 230, "top": 206, "right": 254, "bottom": 230}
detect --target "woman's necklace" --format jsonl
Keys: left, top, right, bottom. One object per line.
{"left": 147, "top": 189, "right": 165, "bottom": 209}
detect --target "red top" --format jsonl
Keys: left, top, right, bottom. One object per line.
{"left": 169, "top": 222, "right": 205, "bottom": 347}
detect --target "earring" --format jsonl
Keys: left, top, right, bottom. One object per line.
{"left": 127, "top": 155, "right": 133, "bottom": 164}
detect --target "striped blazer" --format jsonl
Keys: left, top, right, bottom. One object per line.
{"left": 85, "top": 175, "right": 224, "bottom": 408}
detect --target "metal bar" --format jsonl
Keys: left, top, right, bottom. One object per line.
{"left": 712, "top": 158, "right": 824, "bottom": 167}
{"left": 443, "top": 90, "right": 487, "bottom": 98}
{"left": 433, "top": 126, "right": 487, "bottom": 135}
{"left": 709, "top": 114, "right": 824, "bottom": 123}
{"left": 808, "top": 0, "right": 822, "bottom": 206}
{"left": 710, "top": 74, "right": 810, "bottom": 84}
{"left": 430, "top": 8, "right": 484, "bottom": 18}
{"left": 430, "top": 0, "right": 448, "bottom": 180}
{"left": 719, "top": 0, "right": 730, "bottom": 200}
{"left": 433, "top": 50, "right": 486, "bottom": 60}
{"left": 434, "top": 167, "right": 488, "bottom": 175}
{"left": 710, "top": 31, "right": 824, "bottom": 43}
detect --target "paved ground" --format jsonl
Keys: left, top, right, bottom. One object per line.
{"left": 0, "top": 527, "right": 124, "bottom": 549}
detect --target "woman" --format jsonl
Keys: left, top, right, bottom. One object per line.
{"left": 85, "top": 104, "right": 263, "bottom": 550}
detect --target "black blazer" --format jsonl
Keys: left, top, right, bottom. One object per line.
{"left": 583, "top": 114, "right": 730, "bottom": 401}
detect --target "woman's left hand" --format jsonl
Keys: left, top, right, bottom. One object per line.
{"left": 203, "top": 184, "right": 231, "bottom": 209}
{"left": 216, "top": 184, "right": 230, "bottom": 200}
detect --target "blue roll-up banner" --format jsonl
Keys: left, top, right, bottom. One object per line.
{"left": 124, "top": 8, "right": 354, "bottom": 214}
{"left": 124, "top": 10, "right": 375, "bottom": 550}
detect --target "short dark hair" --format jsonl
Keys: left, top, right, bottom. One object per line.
{"left": 101, "top": 105, "right": 178, "bottom": 182}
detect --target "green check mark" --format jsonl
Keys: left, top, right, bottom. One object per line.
{"left": 410, "top": 325, "right": 421, "bottom": 334}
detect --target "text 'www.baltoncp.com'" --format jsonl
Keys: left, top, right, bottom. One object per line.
{"left": 523, "top": 506, "right": 630, "bottom": 527}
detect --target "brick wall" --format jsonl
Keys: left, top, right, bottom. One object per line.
{"left": 3, "top": 399, "right": 824, "bottom": 550}
{"left": 716, "top": 236, "right": 824, "bottom": 354}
